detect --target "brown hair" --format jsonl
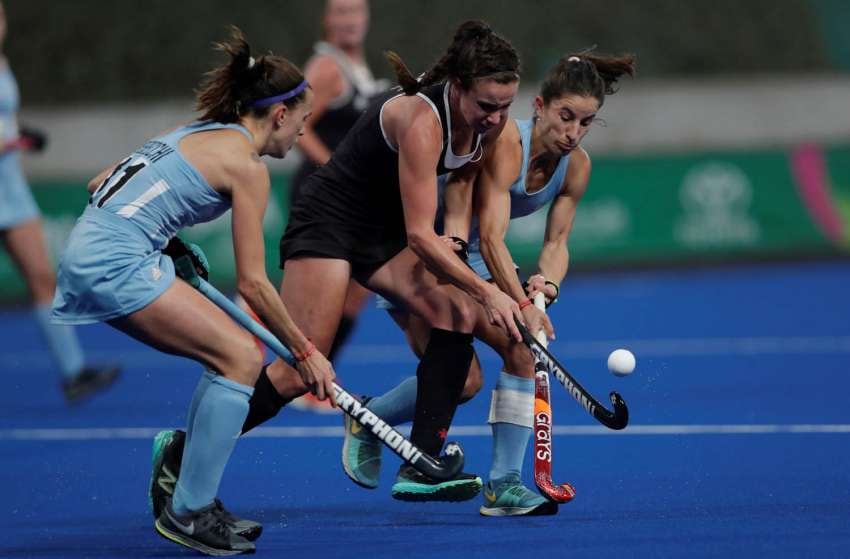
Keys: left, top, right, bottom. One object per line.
{"left": 540, "top": 51, "right": 636, "bottom": 107}
{"left": 385, "top": 20, "right": 520, "bottom": 96}
{"left": 196, "top": 26, "right": 307, "bottom": 123}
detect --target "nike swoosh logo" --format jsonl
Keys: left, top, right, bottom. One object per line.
{"left": 484, "top": 490, "right": 497, "bottom": 504}
{"left": 165, "top": 507, "right": 195, "bottom": 536}
{"left": 350, "top": 420, "right": 362, "bottom": 435}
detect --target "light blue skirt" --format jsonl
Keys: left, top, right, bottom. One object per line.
{"left": 0, "top": 153, "right": 40, "bottom": 230}
{"left": 52, "top": 208, "right": 175, "bottom": 324}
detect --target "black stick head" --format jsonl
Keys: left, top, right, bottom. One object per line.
{"left": 437, "top": 441, "right": 465, "bottom": 478}
{"left": 606, "top": 391, "right": 630, "bottom": 430}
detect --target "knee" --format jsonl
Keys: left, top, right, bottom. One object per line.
{"left": 425, "top": 292, "right": 477, "bottom": 333}
{"left": 503, "top": 343, "right": 535, "bottom": 379}
{"left": 218, "top": 334, "right": 264, "bottom": 385}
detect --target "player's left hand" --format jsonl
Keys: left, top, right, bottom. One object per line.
{"left": 482, "top": 283, "right": 523, "bottom": 342}
{"left": 163, "top": 236, "right": 210, "bottom": 280}
{"left": 524, "top": 274, "right": 558, "bottom": 306}
{"left": 295, "top": 349, "right": 337, "bottom": 408}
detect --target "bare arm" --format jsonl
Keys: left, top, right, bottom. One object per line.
{"left": 441, "top": 164, "right": 479, "bottom": 241}
{"left": 230, "top": 154, "right": 336, "bottom": 403}
{"left": 396, "top": 109, "right": 491, "bottom": 301}
{"left": 477, "top": 125, "right": 554, "bottom": 339}
{"left": 477, "top": 125, "right": 526, "bottom": 303}
{"left": 534, "top": 148, "right": 591, "bottom": 295}
{"left": 394, "top": 101, "right": 522, "bottom": 340}
{"left": 295, "top": 56, "right": 344, "bottom": 166}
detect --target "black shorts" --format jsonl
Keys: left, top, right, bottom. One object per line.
{"left": 289, "top": 161, "right": 319, "bottom": 207}
{"left": 280, "top": 187, "right": 407, "bottom": 284}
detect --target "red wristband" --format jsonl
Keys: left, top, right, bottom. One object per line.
{"left": 519, "top": 298, "right": 533, "bottom": 310}
{"left": 294, "top": 340, "right": 316, "bottom": 362}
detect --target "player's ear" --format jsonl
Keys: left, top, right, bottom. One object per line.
{"left": 272, "top": 104, "right": 288, "bottom": 128}
{"left": 533, "top": 96, "right": 544, "bottom": 119}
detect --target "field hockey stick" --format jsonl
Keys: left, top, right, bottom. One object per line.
{"left": 173, "top": 256, "right": 465, "bottom": 481}
{"left": 531, "top": 293, "right": 576, "bottom": 503}
{"left": 516, "top": 310, "right": 629, "bottom": 431}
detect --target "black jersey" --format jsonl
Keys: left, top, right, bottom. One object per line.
{"left": 290, "top": 43, "right": 383, "bottom": 202}
{"left": 280, "top": 81, "right": 482, "bottom": 280}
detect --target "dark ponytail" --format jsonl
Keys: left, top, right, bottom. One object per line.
{"left": 196, "top": 26, "right": 307, "bottom": 123}
{"left": 540, "top": 50, "right": 636, "bottom": 107}
{"left": 385, "top": 20, "right": 520, "bottom": 96}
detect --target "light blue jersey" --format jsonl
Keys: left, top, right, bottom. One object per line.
{"left": 0, "top": 64, "right": 40, "bottom": 230}
{"left": 463, "top": 118, "right": 569, "bottom": 278}
{"left": 377, "top": 118, "right": 570, "bottom": 309}
{"left": 52, "top": 121, "right": 251, "bottom": 324}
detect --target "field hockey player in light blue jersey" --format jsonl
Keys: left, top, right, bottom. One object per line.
{"left": 0, "top": 1, "right": 120, "bottom": 402}
{"left": 51, "top": 27, "right": 335, "bottom": 556}
{"left": 344, "top": 51, "right": 636, "bottom": 516}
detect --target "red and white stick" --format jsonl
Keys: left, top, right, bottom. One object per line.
{"left": 532, "top": 292, "right": 576, "bottom": 503}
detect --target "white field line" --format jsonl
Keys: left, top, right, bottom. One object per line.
{"left": 2, "top": 423, "right": 850, "bottom": 441}
{"left": 2, "top": 335, "right": 850, "bottom": 372}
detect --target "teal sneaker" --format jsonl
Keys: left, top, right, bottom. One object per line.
{"left": 391, "top": 464, "right": 482, "bottom": 502}
{"left": 341, "top": 410, "right": 382, "bottom": 489}
{"left": 150, "top": 429, "right": 181, "bottom": 518}
{"left": 149, "top": 429, "right": 263, "bottom": 541}
{"left": 479, "top": 474, "right": 559, "bottom": 517}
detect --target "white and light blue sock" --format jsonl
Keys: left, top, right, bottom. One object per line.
{"left": 33, "top": 303, "right": 84, "bottom": 379}
{"left": 364, "top": 375, "right": 418, "bottom": 426}
{"left": 172, "top": 375, "right": 253, "bottom": 515}
{"left": 488, "top": 371, "right": 535, "bottom": 481}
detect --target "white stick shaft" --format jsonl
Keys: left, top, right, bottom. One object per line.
{"left": 533, "top": 292, "right": 547, "bottom": 347}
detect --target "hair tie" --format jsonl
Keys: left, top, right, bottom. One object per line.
{"left": 567, "top": 56, "right": 581, "bottom": 62}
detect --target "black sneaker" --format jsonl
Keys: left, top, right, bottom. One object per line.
{"left": 390, "top": 464, "right": 482, "bottom": 502}
{"left": 213, "top": 499, "right": 263, "bottom": 542}
{"left": 61, "top": 365, "right": 120, "bottom": 403}
{"left": 150, "top": 430, "right": 184, "bottom": 520}
{"left": 150, "top": 430, "right": 263, "bottom": 541}
{"left": 155, "top": 499, "right": 255, "bottom": 556}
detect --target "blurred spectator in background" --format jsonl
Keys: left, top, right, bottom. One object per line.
{"left": 0, "top": 1, "right": 119, "bottom": 402}
{"left": 289, "top": 0, "right": 387, "bottom": 412}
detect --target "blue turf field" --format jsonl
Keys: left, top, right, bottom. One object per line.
{"left": 2, "top": 261, "right": 849, "bottom": 558}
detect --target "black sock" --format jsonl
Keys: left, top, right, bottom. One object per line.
{"left": 241, "top": 365, "right": 288, "bottom": 434}
{"left": 409, "top": 328, "right": 474, "bottom": 457}
{"left": 328, "top": 314, "right": 356, "bottom": 363}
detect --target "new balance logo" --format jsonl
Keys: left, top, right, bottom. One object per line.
{"left": 157, "top": 465, "right": 177, "bottom": 494}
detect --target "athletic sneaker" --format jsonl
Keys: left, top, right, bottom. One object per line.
{"left": 479, "top": 474, "right": 559, "bottom": 517}
{"left": 155, "top": 498, "right": 255, "bottom": 556}
{"left": 341, "top": 400, "right": 382, "bottom": 489}
{"left": 61, "top": 365, "right": 120, "bottom": 403}
{"left": 391, "top": 464, "right": 482, "bottom": 502}
{"left": 150, "top": 429, "right": 262, "bottom": 541}
{"left": 150, "top": 430, "right": 183, "bottom": 519}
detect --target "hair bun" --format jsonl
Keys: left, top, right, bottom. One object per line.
{"left": 454, "top": 20, "right": 492, "bottom": 42}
